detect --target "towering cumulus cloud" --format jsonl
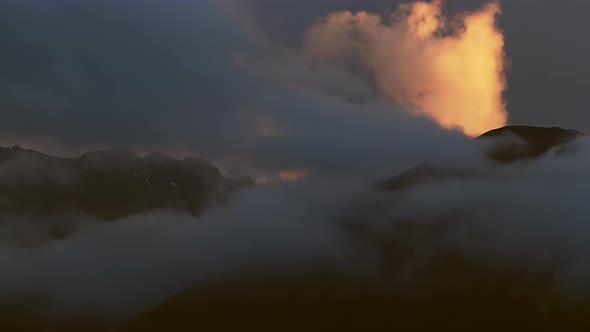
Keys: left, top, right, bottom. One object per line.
{"left": 305, "top": 0, "right": 507, "bottom": 136}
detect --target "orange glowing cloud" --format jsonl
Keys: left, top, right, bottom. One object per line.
{"left": 305, "top": 1, "right": 507, "bottom": 136}
{"left": 278, "top": 169, "right": 309, "bottom": 182}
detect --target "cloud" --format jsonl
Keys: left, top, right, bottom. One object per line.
{"left": 3, "top": 138, "right": 590, "bottom": 325}
{"left": 246, "top": 89, "right": 477, "bottom": 177}
{"left": 346, "top": 137, "right": 590, "bottom": 294}
{"left": 4, "top": 0, "right": 590, "bottom": 159}
{"left": 0, "top": 0, "right": 253, "bottom": 154}
{"left": 0, "top": 180, "right": 362, "bottom": 317}
{"left": 0, "top": 0, "right": 477, "bottom": 173}
{"left": 304, "top": 1, "right": 507, "bottom": 136}
{"left": 235, "top": 0, "right": 590, "bottom": 133}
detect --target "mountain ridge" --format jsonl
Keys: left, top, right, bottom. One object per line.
{"left": 477, "top": 125, "right": 585, "bottom": 162}
{"left": 0, "top": 145, "right": 253, "bottom": 222}
{"left": 0, "top": 125, "right": 583, "bottom": 219}
{"left": 380, "top": 125, "right": 585, "bottom": 191}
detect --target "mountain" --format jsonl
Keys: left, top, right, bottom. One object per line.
{"left": 2, "top": 126, "right": 589, "bottom": 331}
{"left": 477, "top": 125, "right": 584, "bottom": 163}
{"left": 380, "top": 126, "right": 585, "bottom": 191}
{"left": 2, "top": 126, "right": 581, "bottom": 219}
{"left": 378, "top": 162, "right": 475, "bottom": 191}
{"left": 0, "top": 146, "right": 253, "bottom": 221}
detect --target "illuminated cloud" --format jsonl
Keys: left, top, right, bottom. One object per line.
{"left": 305, "top": 1, "right": 507, "bottom": 136}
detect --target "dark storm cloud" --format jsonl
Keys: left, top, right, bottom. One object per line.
{"left": 3, "top": 0, "right": 589, "bottom": 161}
{"left": 0, "top": 0, "right": 491, "bottom": 183}
{"left": 0, "top": 0, "right": 253, "bottom": 152}
{"left": 249, "top": 89, "right": 476, "bottom": 177}
{"left": 0, "top": 0, "right": 470, "bottom": 167}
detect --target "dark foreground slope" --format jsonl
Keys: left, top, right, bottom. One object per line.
{"left": 122, "top": 270, "right": 590, "bottom": 332}
{"left": 0, "top": 146, "right": 252, "bottom": 220}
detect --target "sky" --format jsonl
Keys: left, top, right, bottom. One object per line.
{"left": 1, "top": 0, "right": 589, "bottom": 168}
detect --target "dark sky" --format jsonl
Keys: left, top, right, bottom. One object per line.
{"left": 0, "top": 0, "right": 254, "bottom": 153}
{"left": 1, "top": 0, "right": 589, "bottom": 160}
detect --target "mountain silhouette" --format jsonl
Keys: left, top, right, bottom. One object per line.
{"left": 380, "top": 126, "right": 585, "bottom": 191}
{"left": 478, "top": 125, "right": 584, "bottom": 162}
{"left": 0, "top": 146, "right": 253, "bottom": 222}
